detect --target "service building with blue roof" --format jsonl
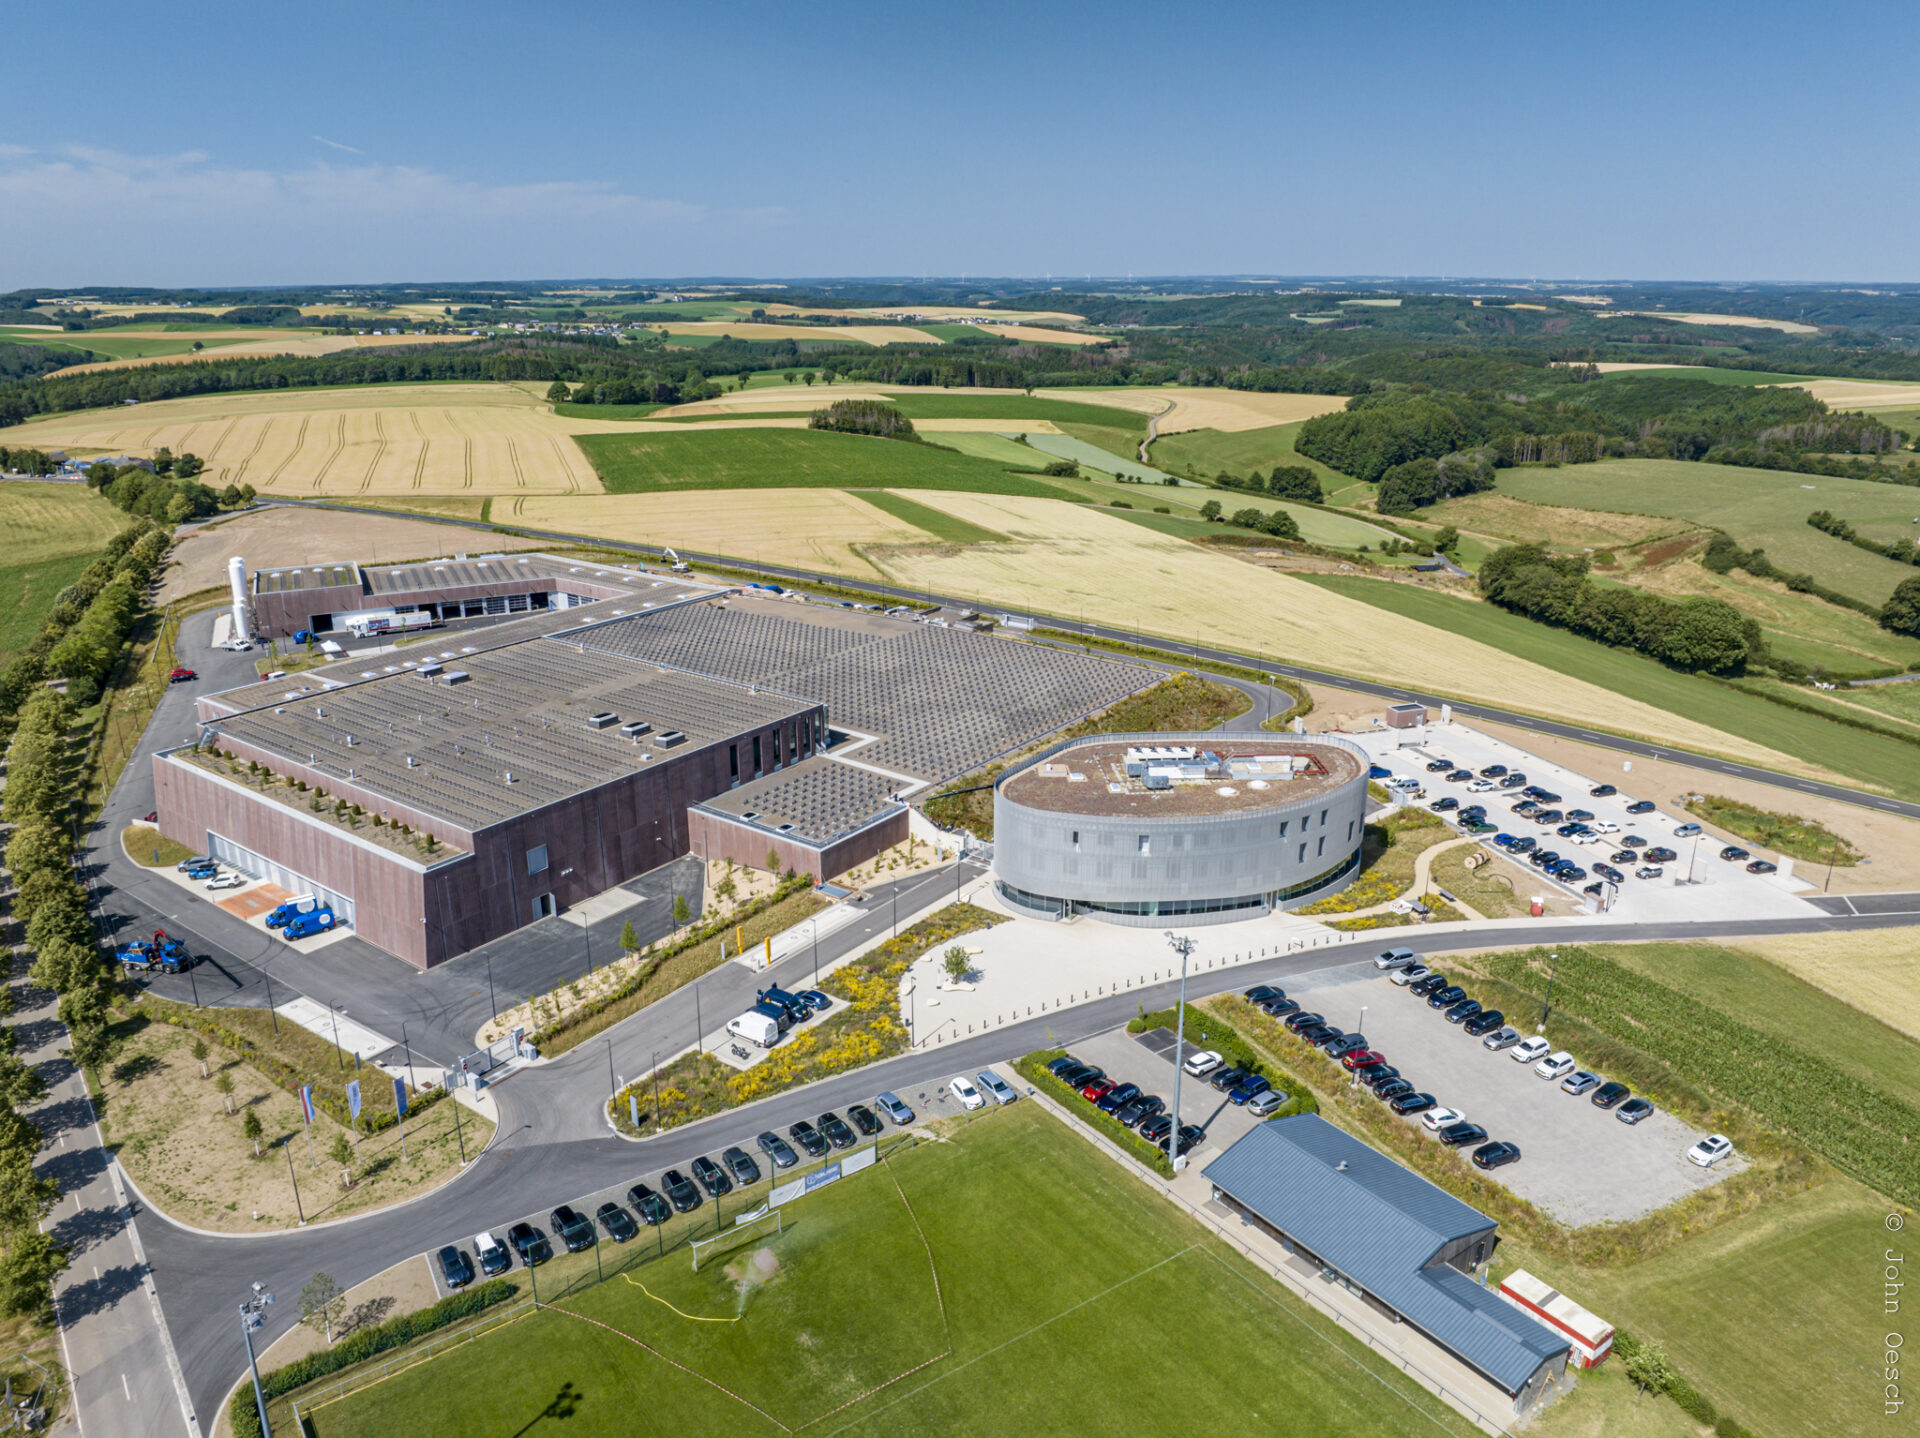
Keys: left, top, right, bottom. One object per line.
{"left": 1202, "top": 1115, "right": 1570, "bottom": 1414}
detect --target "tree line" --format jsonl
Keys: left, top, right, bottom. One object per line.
{"left": 1479, "top": 543, "right": 1759, "bottom": 675}
{"left": 808, "top": 399, "right": 916, "bottom": 438}
{"left": 1209, "top": 465, "right": 1324, "bottom": 502}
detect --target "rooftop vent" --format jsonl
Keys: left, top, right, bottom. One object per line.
{"left": 442, "top": 670, "right": 469, "bottom": 684}
{"left": 619, "top": 720, "right": 652, "bottom": 739}
{"left": 655, "top": 730, "right": 687, "bottom": 749}
{"left": 418, "top": 663, "right": 442, "bottom": 678}
{"left": 586, "top": 712, "right": 619, "bottom": 730}
{"left": 407, "top": 756, "right": 417, "bottom": 767}
{"left": 504, "top": 771, "right": 515, "bottom": 784}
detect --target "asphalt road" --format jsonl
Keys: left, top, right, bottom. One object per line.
{"left": 276, "top": 501, "right": 1920, "bottom": 822}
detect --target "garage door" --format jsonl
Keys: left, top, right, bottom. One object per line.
{"left": 206, "top": 832, "right": 356, "bottom": 930}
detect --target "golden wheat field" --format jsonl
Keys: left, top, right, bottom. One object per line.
{"left": 1030, "top": 386, "right": 1349, "bottom": 432}
{"left": 857, "top": 491, "right": 1839, "bottom": 778}
{"left": 1733, "top": 930, "right": 1920, "bottom": 1040}
{"left": 3, "top": 383, "right": 621, "bottom": 495}
{"left": 52, "top": 331, "right": 477, "bottom": 377}
{"left": 511, "top": 490, "right": 927, "bottom": 576}
{"left": 647, "top": 321, "right": 944, "bottom": 346}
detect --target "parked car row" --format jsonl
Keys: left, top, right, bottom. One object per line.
{"left": 440, "top": 1090, "right": 922, "bottom": 1287}
{"left": 1044, "top": 1054, "right": 1209, "bottom": 1154}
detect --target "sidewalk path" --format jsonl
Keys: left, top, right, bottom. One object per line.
{"left": 1335, "top": 836, "right": 1488, "bottom": 922}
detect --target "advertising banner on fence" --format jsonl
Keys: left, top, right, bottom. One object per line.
{"left": 769, "top": 1143, "right": 877, "bottom": 1208}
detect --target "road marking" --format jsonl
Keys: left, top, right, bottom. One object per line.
{"left": 122, "top": 1374, "right": 129, "bottom": 1400}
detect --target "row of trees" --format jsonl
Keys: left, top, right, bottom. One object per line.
{"left": 0, "top": 523, "right": 169, "bottom": 740}
{"left": 808, "top": 399, "right": 916, "bottom": 438}
{"left": 86, "top": 461, "right": 251, "bottom": 525}
{"left": 1209, "top": 465, "right": 1323, "bottom": 502}
{"left": 1479, "top": 544, "right": 1760, "bottom": 675}
{"left": 1807, "top": 509, "right": 1920, "bottom": 568}
{"left": 0, "top": 446, "right": 57, "bottom": 475}
{"left": 1197, "top": 499, "right": 1301, "bottom": 540}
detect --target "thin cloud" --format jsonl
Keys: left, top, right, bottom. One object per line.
{"left": 313, "top": 135, "right": 363, "bottom": 154}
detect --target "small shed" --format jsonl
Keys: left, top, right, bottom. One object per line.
{"left": 1498, "top": 1270, "right": 1615, "bottom": 1368}
{"left": 1384, "top": 701, "right": 1429, "bottom": 730}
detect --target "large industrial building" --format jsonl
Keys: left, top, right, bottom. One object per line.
{"left": 990, "top": 731, "right": 1369, "bottom": 925}
{"left": 157, "top": 552, "right": 1155, "bottom": 966}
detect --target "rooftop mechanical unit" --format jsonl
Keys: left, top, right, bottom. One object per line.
{"left": 655, "top": 730, "right": 687, "bottom": 748}
{"left": 586, "top": 711, "right": 619, "bottom": 730}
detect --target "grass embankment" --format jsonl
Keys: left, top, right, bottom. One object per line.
{"left": 575, "top": 428, "right": 1071, "bottom": 497}
{"left": 1301, "top": 572, "right": 1920, "bottom": 801}
{"left": 1029, "top": 627, "right": 1312, "bottom": 729}
{"left": 922, "top": 672, "right": 1249, "bottom": 838}
{"left": 609, "top": 903, "right": 1002, "bottom": 1135}
{"left": 101, "top": 998, "right": 483, "bottom": 1221}
{"left": 0, "top": 481, "right": 128, "bottom": 664}
{"left": 1427, "top": 843, "right": 1524, "bottom": 916}
{"left": 300, "top": 1105, "right": 1484, "bottom": 1438}
{"left": 527, "top": 880, "right": 824, "bottom": 1057}
{"left": 1296, "top": 808, "right": 1453, "bottom": 917}
{"left": 0, "top": 553, "right": 94, "bottom": 667}
{"left": 120, "top": 824, "right": 196, "bottom": 867}
{"left": 1682, "top": 793, "right": 1862, "bottom": 864}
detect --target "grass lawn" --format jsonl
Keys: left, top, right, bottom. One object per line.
{"left": 1151, "top": 419, "right": 1350, "bottom": 487}
{"left": 1683, "top": 793, "right": 1862, "bottom": 864}
{"left": 0, "top": 551, "right": 94, "bottom": 666}
{"left": 854, "top": 490, "right": 1006, "bottom": 543}
{"left": 306, "top": 1105, "right": 1480, "bottom": 1438}
{"left": 1506, "top": 1177, "right": 1893, "bottom": 1438}
{"left": 1054, "top": 419, "right": 1151, "bottom": 466}
{"left": 926, "top": 431, "right": 1060, "bottom": 471}
{"left": 120, "top": 823, "right": 196, "bottom": 867}
{"left": 573, "top": 429, "right": 1069, "bottom": 498}
{"left": 1836, "top": 678, "right": 1920, "bottom": 725}
{"left": 1299, "top": 573, "right": 1920, "bottom": 800}
{"left": 1492, "top": 458, "right": 1920, "bottom": 606}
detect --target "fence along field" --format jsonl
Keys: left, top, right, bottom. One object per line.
{"left": 0, "top": 383, "right": 617, "bottom": 495}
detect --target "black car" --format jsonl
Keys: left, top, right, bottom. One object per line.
{"left": 1512, "top": 800, "right": 1541, "bottom": 817}
{"left": 1096, "top": 1082, "right": 1141, "bottom": 1114}
{"left": 1446, "top": 770, "right": 1473, "bottom": 783}
{"left": 1409, "top": 974, "right": 1448, "bottom": 998}
{"left": 1529, "top": 849, "right": 1561, "bottom": 869}
{"left": 1645, "top": 846, "right": 1678, "bottom": 863}
{"left": 1533, "top": 809, "right": 1564, "bottom": 825}
{"left": 661, "top": 1169, "right": 702, "bottom": 1212}
{"left": 1438, "top": 1121, "right": 1489, "bottom": 1148}
{"left": 788, "top": 1120, "right": 828, "bottom": 1157}
{"left": 1555, "top": 865, "right": 1588, "bottom": 883}
{"left": 1534, "top": 791, "right": 1562, "bottom": 805}
{"left": 1210, "top": 1066, "right": 1249, "bottom": 1092}
{"left": 1626, "top": 800, "right": 1656, "bottom": 815}
{"left": 756, "top": 1130, "right": 799, "bottom": 1169}
{"left": 1374, "top": 1078, "right": 1416, "bottom": 1103}
{"left": 1463, "top": 1009, "right": 1505, "bottom": 1036}
{"left": 437, "top": 1245, "right": 475, "bottom": 1290}
{"left": 1244, "top": 985, "right": 1282, "bottom": 1004}
{"left": 1425, "top": 759, "right": 1454, "bottom": 772}
{"left": 1472, "top": 1141, "right": 1522, "bottom": 1170}
{"left": 1116, "top": 1094, "right": 1164, "bottom": 1128}
{"left": 1283, "top": 1010, "right": 1325, "bottom": 1031}
{"left": 690, "top": 1154, "right": 733, "bottom": 1196}
{"left": 1509, "top": 836, "right": 1537, "bottom": 854}
{"left": 1593, "top": 863, "right": 1624, "bottom": 884}
{"left": 1480, "top": 764, "right": 1508, "bottom": 777}
{"left": 1498, "top": 773, "right": 1527, "bottom": 788}
{"left": 1720, "top": 845, "right": 1750, "bottom": 862}
{"left": 1567, "top": 809, "right": 1595, "bottom": 823}
{"left": 550, "top": 1205, "right": 595, "bottom": 1252}
{"left": 1430, "top": 797, "right": 1459, "bottom": 812}
{"left": 1056, "top": 1063, "right": 1099, "bottom": 1089}
{"left": 1610, "top": 849, "right": 1639, "bottom": 865}
{"left": 1458, "top": 805, "right": 1487, "bottom": 820}
{"left": 1747, "top": 859, "right": 1778, "bottom": 874}
{"left": 1045, "top": 1055, "right": 1080, "bottom": 1077}
{"left": 1426, "top": 985, "right": 1468, "bottom": 1009}
{"left": 1325, "top": 1033, "right": 1369, "bottom": 1058}
{"left": 817, "top": 1112, "right": 858, "bottom": 1150}
{"left": 596, "top": 1202, "right": 639, "bottom": 1243}
{"left": 1295, "top": 1023, "right": 1336, "bottom": 1046}
{"left": 1158, "top": 1123, "right": 1207, "bottom": 1157}
{"left": 1589, "top": 784, "right": 1617, "bottom": 797}
{"left": 627, "top": 1183, "right": 672, "bottom": 1226}
{"left": 1138, "top": 1113, "right": 1175, "bottom": 1144}
{"left": 1390, "top": 1091, "right": 1437, "bottom": 1116}
{"left": 507, "top": 1221, "right": 552, "bottom": 1266}
{"left": 1260, "top": 996, "right": 1301, "bottom": 1019}
{"left": 1360, "top": 1064, "right": 1402, "bottom": 1088}
{"left": 1623, "top": 834, "right": 1650, "bottom": 848}
{"left": 1591, "top": 1081, "right": 1632, "bottom": 1110}
{"left": 1443, "top": 999, "right": 1482, "bottom": 1025}
{"left": 721, "top": 1146, "right": 763, "bottom": 1187}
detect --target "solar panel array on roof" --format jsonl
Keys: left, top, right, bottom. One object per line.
{"left": 701, "top": 758, "right": 902, "bottom": 845}
{"left": 577, "top": 604, "right": 1151, "bottom": 784}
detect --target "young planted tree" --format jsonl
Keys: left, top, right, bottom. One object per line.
{"left": 765, "top": 848, "right": 781, "bottom": 873}
{"left": 298, "top": 1271, "right": 346, "bottom": 1344}
{"left": 241, "top": 1107, "right": 263, "bottom": 1158}
{"left": 1624, "top": 1338, "right": 1676, "bottom": 1397}
{"left": 328, "top": 1132, "right": 356, "bottom": 1188}
{"left": 215, "top": 1072, "right": 234, "bottom": 1115}
{"left": 942, "top": 946, "right": 971, "bottom": 984}
{"left": 193, "top": 1037, "right": 210, "bottom": 1079}
{"left": 619, "top": 919, "right": 640, "bottom": 955}
{"left": 671, "top": 892, "right": 691, "bottom": 926}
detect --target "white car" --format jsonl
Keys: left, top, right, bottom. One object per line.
{"left": 1511, "top": 1036, "right": 1552, "bottom": 1065}
{"left": 1422, "top": 1106, "right": 1465, "bottom": 1132}
{"left": 1389, "top": 963, "right": 1431, "bottom": 988}
{"left": 1687, "top": 1134, "right": 1735, "bottom": 1168}
{"left": 948, "top": 1076, "right": 985, "bottom": 1111}
{"left": 1466, "top": 779, "right": 1495, "bottom": 793}
{"left": 1183, "top": 1049, "right": 1223, "bottom": 1077}
{"left": 1372, "top": 947, "right": 1416, "bottom": 971}
{"left": 1533, "top": 1051, "right": 1576, "bottom": 1081}
{"left": 1568, "top": 832, "right": 1601, "bottom": 846}
{"left": 1592, "top": 820, "right": 1620, "bottom": 833}
{"left": 205, "top": 872, "right": 246, "bottom": 890}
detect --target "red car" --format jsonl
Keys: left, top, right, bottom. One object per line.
{"left": 1341, "top": 1049, "right": 1387, "bottom": 1072}
{"left": 1080, "top": 1078, "right": 1118, "bottom": 1103}
{"left": 168, "top": 667, "right": 197, "bottom": 683}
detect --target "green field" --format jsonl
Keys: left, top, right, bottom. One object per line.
{"left": 927, "top": 432, "right": 1062, "bottom": 471}
{"left": 552, "top": 402, "right": 667, "bottom": 420}
{"left": 573, "top": 429, "right": 1074, "bottom": 497}
{"left": 1299, "top": 574, "right": 1920, "bottom": 799}
{"left": 885, "top": 394, "right": 1146, "bottom": 429}
{"left": 1832, "top": 678, "right": 1920, "bottom": 726}
{"left": 0, "top": 552, "right": 95, "bottom": 664}
{"left": 1054, "top": 419, "right": 1148, "bottom": 466}
{"left": 1150, "top": 418, "right": 1349, "bottom": 489}
{"left": 1485, "top": 459, "right": 1920, "bottom": 606}
{"left": 855, "top": 490, "right": 1008, "bottom": 543}
{"left": 308, "top": 1107, "right": 1478, "bottom": 1438}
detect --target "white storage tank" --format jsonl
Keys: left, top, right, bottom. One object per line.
{"left": 228, "top": 557, "right": 251, "bottom": 643}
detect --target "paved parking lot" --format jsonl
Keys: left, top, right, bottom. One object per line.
{"left": 1283, "top": 964, "right": 1743, "bottom": 1225}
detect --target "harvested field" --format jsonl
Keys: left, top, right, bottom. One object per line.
{"left": 1607, "top": 310, "right": 1821, "bottom": 334}
{"left": 1792, "top": 379, "right": 1920, "bottom": 409}
{"left": 50, "top": 330, "right": 476, "bottom": 376}
{"left": 160, "top": 506, "right": 533, "bottom": 602}
{"left": 648, "top": 320, "right": 942, "bottom": 345}
{"left": 860, "top": 492, "right": 1826, "bottom": 774}
{"left": 1735, "top": 929, "right": 1920, "bottom": 1040}
{"left": 511, "top": 490, "right": 934, "bottom": 577}
{"left": 3, "top": 383, "right": 616, "bottom": 495}
{"left": 1426, "top": 491, "right": 1690, "bottom": 551}
{"left": 1036, "top": 387, "right": 1349, "bottom": 433}
{"left": 980, "top": 323, "right": 1104, "bottom": 346}
{"left": 765, "top": 302, "right": 1088, "bottom": 324}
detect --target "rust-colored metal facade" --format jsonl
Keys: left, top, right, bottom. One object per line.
{"left": 685, "top": 804, "right": 908, "bottom": 884}
{"left": 249, "top": 572, "right": 639, "bottom": 640}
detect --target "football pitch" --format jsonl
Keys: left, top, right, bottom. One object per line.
{"left": 305, "top": 1106, "right": 1479, "bottom": 1437}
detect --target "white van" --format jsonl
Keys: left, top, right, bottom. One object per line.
{"left": 726, "top": 1011, "right": 781, "bottom": 1049}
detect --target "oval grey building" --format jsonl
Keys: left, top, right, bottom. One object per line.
{"left": 991, "top": 731, "right": 1370, "bottom": 926}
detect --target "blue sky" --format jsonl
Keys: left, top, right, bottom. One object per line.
{"left": 4, "top": 0, "right": 1913, "bottom": 288}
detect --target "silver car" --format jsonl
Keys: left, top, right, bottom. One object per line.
{"left": 1480, "top": 1025, "right": 1522, "bottom": 1052}
{"left": 976, "top": 1070, "right": 1018, "bottom": 1106}
{"left": 1246, "top": 1088, "right": 1288, "bottom": 1118}
{"left": 875, "top": 1092, "right": 914, "bottom": 1125}
{"left": 1560, "top": 1070, "right": 1603, "bottom": 1097}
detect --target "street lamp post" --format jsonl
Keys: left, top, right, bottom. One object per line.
{"left": 329, "top": 1003, "right": 345, "bottom": 1071}
{"left": 1164, "top": 932, "right": 1195, "bottom": 1172}
{"left": 239, "top": 1281, "right": 274, "bottom": 1437}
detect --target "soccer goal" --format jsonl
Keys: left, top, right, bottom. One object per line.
{"left": 690, "top": 1207, "right": 784, "bottom": 1271}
